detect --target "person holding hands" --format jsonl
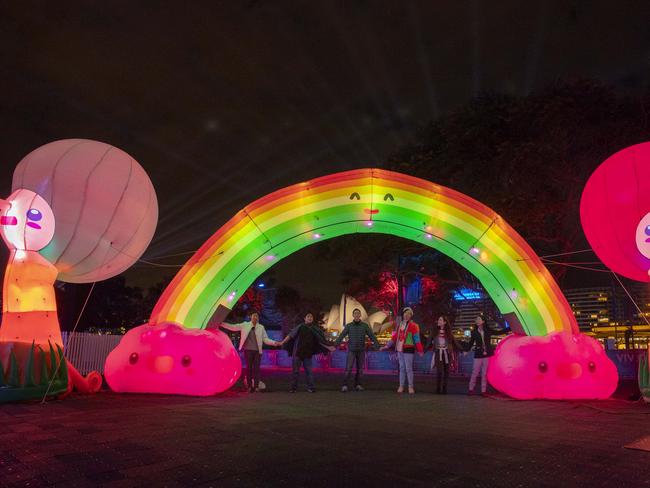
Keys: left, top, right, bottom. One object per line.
{"left": 335, "top": 308, "right": 380, "bottom": 392}
{"left": 381, "top": 307, "right": 424, "bottom": 394}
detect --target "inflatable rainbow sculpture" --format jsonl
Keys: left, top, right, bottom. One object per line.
{"left": 115, "top": 168, "right": 616, "bottom": 400}
{"left": 151, "top": 169, "right": 576, "bottom": 335}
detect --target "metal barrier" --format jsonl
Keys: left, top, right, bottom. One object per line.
{"left": 59, "top": 332, "right": 647, "bottom": 380}
{"left": 61, "top": 332, "right": 122, "bottom": 375}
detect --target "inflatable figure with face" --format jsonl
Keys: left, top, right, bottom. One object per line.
{"left": 0, "top": 139, "right": 158, "bottom": 402}
{"left": 488, "top": 332, "right": 618, "bottom": 400}
{"left": 105, "top": 323, "right": 241, "bottom": 396}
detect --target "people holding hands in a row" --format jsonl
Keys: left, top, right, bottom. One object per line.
{"left": 221, "top": 308, "right": 508, "bottom": 395}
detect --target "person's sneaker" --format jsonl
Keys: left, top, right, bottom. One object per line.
{"left": 289, "top": 388, "right": 297, "bottom": 393}
{"left": 397, "top": 386, "right": 404, "bottom": 393}
{"left": 307, "top": 388, "right": 316, "bottom": 393}
{"left": 341, "top": 385, "right": 348, "bottom": 392}
{"left": 355, "top": 385, "right": 364, "bottom": 391}
{"left": 481, "top": 392, "right": 490, "bottom": 397}
{"left": 408, "top": 387, "right": 415, "bottom": 394}
{"left": 468, "top": 390, "right": 475, "bottom": 396}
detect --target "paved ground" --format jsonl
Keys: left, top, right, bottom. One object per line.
{"left": 1, "top": 371, "right": 650, "bottom": 488}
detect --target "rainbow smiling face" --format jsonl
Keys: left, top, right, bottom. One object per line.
{"left": 488, "top": 332, "right": 618, "bottom": 400}
{"left": 105, "top": 322, "right": 241, "bottom": 396}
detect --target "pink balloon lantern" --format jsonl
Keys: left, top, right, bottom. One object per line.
{"left": 12, "top": 139, "right": 158, "bottom": 283}
{"left": 580, "top": 142, "right": 650, "bottom": 281}
{"left": 105, "top": 323, "right": 241, "bottom": 396}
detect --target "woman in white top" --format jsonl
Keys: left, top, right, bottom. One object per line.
{"left": 220, "top": 312, "right": 280, "bottom": 392}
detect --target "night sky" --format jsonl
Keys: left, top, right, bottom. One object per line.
{"left": 1, "top": 2, "right": 649, "bottom": 300}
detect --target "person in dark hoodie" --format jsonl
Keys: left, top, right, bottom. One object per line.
{"left": 464, "top": 314, "right": 509, "bottom": 396}
{"left": 280, "top": 312, "right": 334, "bottom": 393}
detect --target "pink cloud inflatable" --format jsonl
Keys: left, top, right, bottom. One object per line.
{"left": 488, "top": 332, "right": 618, "bottom": 400}
{"left": 105, "top": 322, "right": 241, "bottom": 396}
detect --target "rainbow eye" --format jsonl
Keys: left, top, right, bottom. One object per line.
{"left": 181, "top": 355, "right": 192, "bottom": 367}
{"left": 538, "top": 361, "right": 548, "bottom": 373}
{"left": 27, "top": 209, "right": 43, "bottom": 221}
{"left": 129, "top": 352, "right": 139, "bottom": 365}
{"left": 645, "top": 225, "right": 650, "bottom": 236}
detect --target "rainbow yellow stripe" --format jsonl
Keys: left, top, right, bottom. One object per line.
{"left": 150, "top": 169, "right": 577, "bottom": 335}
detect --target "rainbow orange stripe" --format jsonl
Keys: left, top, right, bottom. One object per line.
{"left": 150, "top": 169, "right": 577, "bottom": 335}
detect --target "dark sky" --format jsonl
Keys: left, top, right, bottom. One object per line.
{"left": 1, "top": 1, "right": 649, "bottom": 296}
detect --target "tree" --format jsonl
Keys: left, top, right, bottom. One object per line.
{"left": 273, "top": 285, "right": 323, "bottom": 332}
{"left": 386, "top": 79, "right": 650, "bottom": 283}
{"left": 65, "top": 276, "right": 146, "bottom": 331}
{"left": 355, "top": 271, "right": 400, "bottom": 318}
{"left": 230, "top": 287, "right": 265, "bottom": 322}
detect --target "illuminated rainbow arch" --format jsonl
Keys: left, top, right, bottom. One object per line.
{"left": 151, "top": 169, "right": 578, "bottom": 336}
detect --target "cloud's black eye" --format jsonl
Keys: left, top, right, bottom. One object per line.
{"left": 538, "top": 361, "right": 548, "bottom": 373}
{"left": 383, "top": 193, "right": 394, "bottom": 201}
{"left": 129, "top": 352, "right": 139, "bottom": 365}
{"left": 349, "top": 192, "right": 361, "bottom": 200}
{"left": 588, "top": 361, "right": 596, "bottom": 373}
{"left": 181, "top": 355, "right": 192, "bottom": 367}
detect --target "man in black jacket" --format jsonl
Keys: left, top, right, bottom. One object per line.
{"left": 280, "top": 313, "right": 334, "bottom": 393}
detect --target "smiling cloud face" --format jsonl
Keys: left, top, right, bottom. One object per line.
{"left": 487, "top": 332, "right": 618, "bottom": 400}
{"left": 105, "top": 322, "right": 241, "bottom": 396}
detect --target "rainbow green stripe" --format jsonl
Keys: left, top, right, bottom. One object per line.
{"left": 150, "top": 169, "right": 577, "bottom": 335}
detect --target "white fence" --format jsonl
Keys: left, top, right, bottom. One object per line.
{"left": 61, "top": 331, "right": 122, "bottom": 375}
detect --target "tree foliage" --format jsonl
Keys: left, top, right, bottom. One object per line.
{"left": 386, "top": 79, "right": 650, "bottom": 282}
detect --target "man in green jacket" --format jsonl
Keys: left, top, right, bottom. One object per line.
{"left": 335, "top": 308, "right": 380, "bottom": 392}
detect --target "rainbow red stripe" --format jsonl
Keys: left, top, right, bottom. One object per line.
{"left": 150, "top": 169, "right": 577, "bottom": 336}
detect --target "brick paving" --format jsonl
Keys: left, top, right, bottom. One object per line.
{"left": 1, "top": 372, "right": 649, "bottom": 487}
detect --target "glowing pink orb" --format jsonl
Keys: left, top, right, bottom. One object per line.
{"left": 488, "top": 332, "right": 618, "bottom": 400}
{"left": 580, "top": 142, "right": 650, "bottom": 281}
{"left": 13, "top": 139, "right": 158, "bottom": 283}
{"left": 105, "top": 322, "right": 241, "bottom": 396}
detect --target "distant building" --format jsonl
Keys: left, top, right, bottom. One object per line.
{"left": 564, "top": 284, "right": 650, "bottom": 349}
{"left": 450, "top": 287, "right": 499, "bottom": 340}
{"left": 444, "top": 284, "right": 650, "bottom": 349}
{"left": 563, "top": 287, "right": 618, "bottom": 332}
